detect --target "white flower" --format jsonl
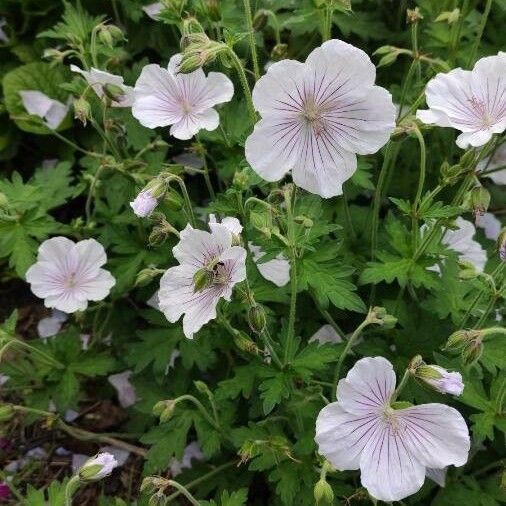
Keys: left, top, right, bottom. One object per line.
{"left": 170, "top": 442, "right": 204, "bottom": 476}
{"left": 417, "top": 52, "right": 506, "bottom": 148}
{"left": 158, "top": 223, "right": 246, "bottom": 339}
{"left": 70, "top": 65, "right": 134, "bottom": 107}
{"left": 245, "top": 39, "right": 395, "bottom": 198}
{"left": 309, "top": 324, "right": 342, "bottom": 345}
{"left": 132, "top": 55, "right": 234, "bottom": 140}
{"left": 442, "top": 217, "right": 487, "bottom": 272}
{"left": 419, "top": 365, "right": 464, "bottom": 396}
{"left": 315, "top": 356, "right": 470, "bottom": 502}
{"left": 208, "top": 214, "right": 243, "bottom": 236}
{"left": 142, "top": 2, "right": 163, "bottom": 19}
{"left": 477, "top": 212, "right": 501, "bottom": 240}
{"left": 79, "top": 452, "right": 118, "bottom": 481}
{"left": 249, "top": 243, "right": 290, "bottom": 287}
{"left": 130, "top": 190, "right": 158, "bottom": 217}
{"left": 108, "top": 371, "right": 138, "bottom": 408}
{"left": 477, "top": 143, "right": 506, "bottom": 185}
{"left": 19, "top": 90, "right": 70, "bottom": 130}
{"left": 26, "top": 237, "right": 116, "bottom": 313}
{"left": 37, "top": 309, "right": 68, "bottom": 339}
{"left": 0, "top": 18, "right": 8, "bottom": 43}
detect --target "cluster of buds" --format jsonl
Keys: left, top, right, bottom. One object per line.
{"left": 409, "top": 355, "right": 464, "bottom": 396}
{"left": 444, "top": 329, "right": 483, "bottom": 365}
{"left": 406, "top": 7, "right": 423, "bottom": 24}
{"left": 178, "top": 32, "right": 225, "bottom": 74}
{"left": 140, "top": 476, "right": 171, "bottom": 505}
{"left": 367, "top": 307, "right": 398, "bottom": 328}
{"left": 148, "top": 212, "right": 179, "bottom": 246}
{"left": 153, "top": 399, "right": 177, "bottom": 423}
{"left": 97, "top": 23, "right": 124, "bottom": 47}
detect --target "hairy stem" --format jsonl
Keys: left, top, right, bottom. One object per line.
{"left": 411, "top": 127, "right": 427, "bottom": 250}
{"left": 242, "top": 0, "right": 260, "bottom": 80}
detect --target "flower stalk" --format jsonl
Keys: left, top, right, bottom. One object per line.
{"left": 242, "top": 0, "right": 260, "bottom": 80}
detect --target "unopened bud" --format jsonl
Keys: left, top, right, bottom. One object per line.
{"left": 180, "top": 30, "right": 207, "bottom": 51}
{"left": 98, "top": 24, "right": 123, "bottom": 47}
{"left": 253, "top": 9, "right": 269, "bottom": 31}
{"left": 369, "top": 307, "right": 397, "bottom": 328}
{"left": 233, "top": 331, "right": 259, "bottom": 354}
{"left": 414, "top": 364, "right": 464, "bottom": 395}
{"left": 103, "top": 83, "right": 125, "bottom": 102}
{"left": 148, "top": 227, "right": 168, "bottom": 246}
{"left": 233, "top": 168, "right": 251, "bottom": 190}
{"left": 135, "top": 267, "right": 162, "bottom": 287}
{"left": 152, "top": 400, "right": 168, "bottom": 417}
{"left": 497, "top": 228, "right": 506, "bottom": 262}
{"left": 193, "top": 267, "right": 214, "bottom": 292}
{"left": 459, "top": 150, "right": 476, "bottom": 169}
{"left": 43, "top": 48, "right": 65, "bottom": 63}
{"left": 248, "top": 305, "right": 266, "bottom": 334}
{"left": 79, "top": 452, "right": 118, "bottom": 482}
{"left": 194, "top": 380, "right": 208, "bottom": 394}
{"left": 149, "top": 491, "right": 167, "bottom": 506}
{"left": 457, "top": 259, "right": 478, "bottom": 280}
{"left": 294, "top": 215, "right": 313, "bottom": 228}
{"left": 73, "top": 97, "right": 91, "bottom": 126}
{"left": 314, "top": 479, "right": 334, "bottom": 504}
{"left": 462, "top": 338, "right": 483, "bottom": 365}
{"left": 444, "top": 329, "right": 481, "bottom": 351}
{"left": 0, "top": 192, "right": 8, "bottom": 208}
{"left": 270, "top": 43, "right": 288, "bottom": 61}
{"left": 463, "top": 186, "right": 490, "bottom": 217}
{"left": 0, "top": 404, "right": 14, "bottom": 423}
{"left": 406, "top": 7, "right": 423, "bottom": 24}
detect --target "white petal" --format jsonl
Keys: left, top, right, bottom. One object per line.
{"left": 74, "top": 239, "right": 107, "bottom": 278}
{"left": 360, "top": 419, "right": 426, "bottom": 502}
{"left": 170, "top": 114, "right": 203, "bottom": 140}
{"left": 76, "top": 269, "right": 116, "bottom": 301}
{"left": 37, "top": 315, "right": 63, "bottom": 338}
{"left": 426, "top": 467, "right": 447, "bottom": 487}
{"left": 291, "top": 140, "right": 357, "bottom": 198}
{"left": 309, "top": 324, "right": 342, "bottom": 345}
{"left": 108, "top": 371, "right": 137, "bottom": 408}
{"left": 249, "top": 243, "right": 290, "bottom": 287}
{"left": 245, "top": 117, "right": 299, "bottom": 182}
{"left": 209, "top": 216, "right": 243, "bottom": 236}
{"left": 456, "top": 130, "right": 494, "bottom": 148}
{"left": 219, "top": 245, "right": 247, "bottom": 289}
{"left": 199, "top": 72, "right": 234, "bottom": 109}
{"left": 397, "top": 403, "right": 470, "bottom": 469}
{"left": 477, "top": 212, "right": 501, "bottom": 240}
{"left": 416, "top": 109, "right": 452, "bottom": 127}
{"left": 143, "top": 2, "right": 163, "bottom": 19}
{"left": 19, "top": 90, "right": 68, "bottom": 129}
{"left": 36, "top": 236, "right": 77, "bottom": 270}
{"left": 44, "top": 292, "right": 88, "bottom": 313}
{"left": 315, "top": 402, "right": 374, "bottom": 471}
{"left": 336, "top": 356, "right": 396, "bottom": 415}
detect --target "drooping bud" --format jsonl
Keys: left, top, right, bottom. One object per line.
{"left": 153, "top": 400, "right": 176, "bottom": 422}
{"left": 463, "top": 186, "right": 490, "bottom": 217}
{"left": 406, "top": 7, "right": 423, "bottom": 24}
{"left": 253, "top": 9, "right": 269, "bottom": 31}
{"left": 461, "top": 338, "right": 483, "bottom": 365}
{"left": 233, "top": 331, "right": 259, "bottom": 354}
{"left": 444, "top": 329, "right": 481, "bottom": 351}
{"left": 78, "top": 452, "right": 118, "bottom": 482}
{"left": 103, "top": 83, "right": 126, "bottom": 103}
{"left": 232, "top": 168, "right": 252, "bottom": 190}
{"left": 313, "top": 478, "right": 334, "bottom": 504}
{"left": 248, "top": 305, "right": 267, "bottom": 334}
{"left": 368, "top": 307, "right": 397, "bottom": 328}
{"left": 270, "top": 43, "right": 288, "bottom": 61}
{"left": 415, "top": 364, "right": 464, "bottom": 396}
{"left": 130, "top": 190, "right": 158, "bottom": 218}
{"left": 98, "top": 24, "right": 124, "bottom": 47}
{"left": 457, "top": 259, "right": 478, "bottom": 280}
{"left": 73, "top": 97, "right": 91, "bottom": 126}
{"left": 0, "top": 404, "right": 14, "bottom": 423}
{"left": 294, "top": 215, "right": 313, "bottom": 228}
{"left": 148, "top": 227, "right": 168, "bottom": 246}
{"left": 135, "top": 267, "right": 163, "bottom": 287}
{"left": 148, "top": 491, "right": 167, "bottom": 506}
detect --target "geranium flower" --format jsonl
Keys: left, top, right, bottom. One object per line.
{"left": 315, "top": 357, "right": 470, "bottom": 502}
{"left": 108, "top": 371, "right": 138, "bottom": 408}
{"left": 132, "top": 55, "right": 234, "bottom": 140}
{"left": 417, "top": 365, "right": 464, "bottom": 396}
{"left": 477, "top": 212, "right": 501, "bottom": 240}
{"left": 37, "top": 309, "right": 68, "bottom": 339}
{"left": 71, "top": 65, "right": 134, "bottom": 107}
{"left": 26, "top": 237, "right": 115, "bottom": 313}
{"left": 245, "top": 39, "right": 395, "bottom": 198}
{"left": 249, "top": 243, "right": 290, "bottom": 287}
{"left": 417, "top": 52, "right": 506, "bottom": 148}
{"left": 158, "top": 223, "right": 246, "bottom": 338}
{"left": 19, "top": 90, "right": 70, "bottom": 130}
{"left": 477, "top": 143, "right": 506, "bottom": 185}
{"left": 79, "top": 452, "right": 118, "bottom": 481}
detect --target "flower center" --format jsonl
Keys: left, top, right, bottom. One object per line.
{"left": 192, "top": 257, "right": 229, "bottom": 292}
{"left": 468, "top": 96, "right": 495, "bottom": 128}
{"left": 64, "top": 273, "right": 78, "bottom": 288}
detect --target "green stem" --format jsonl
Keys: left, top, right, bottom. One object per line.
{"left": 172, "top": 176, "right": 197, "bottom": 227}
{"left": 64, "top": 475, "right": 81, "bottom": 506}
{"left": 165, "top": 461, "right": 236, "bottom": 502}
{"left": 242, "top": 0, "right": 260, "bottom": 80}
{"left": 50, "top": 130, "right": 101, "bottom": 157}
{"left": 262, "top": 327, "right": 283, "bottom": 369}
{"left": 174, "top": 395, "right": 222, "bottom": 431}
{"left": 332, "top": 315, "right": 372, "bottom": 400}
{"left": 226, "top": 48, "right": 257, "bottom": 124}
{"left": 0, "top": 336, "right": 64, "bottom": 369}
{"left": 85, "top": 164, "right": 106, "bottom": 224}
{"left": 391, "top": 369, "right": 411, "bottom": 402}
{"left": 397, "top": 60, "right": 417, "bottom": 121}
{"left": 370, "top": 142, "right": 394, "bottom": 259}
{"left": 481, "top": 326, "right": 506, "bottom": 338}
{"left": 166, "top": 480, "right": 200, "bottom": 506}
{"left": 342, "top": 185, "right": 357, "bottom": 240}
{"left": 411, "top": 127, "right": 427, "bottom": 250}
{"left": 467, "top": 0, "right": 493, "bottom": 67}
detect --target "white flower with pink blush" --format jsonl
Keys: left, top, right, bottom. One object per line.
{"left": 158, "top": 222, "right": 246, "bottom": 339}
{"left": 418, "top": 365, "right": 464, "bottom": 396}
{"left": 132, "top": 54, "right": 234, "bottom": 140}
{"left": 19, "top": 90, "right": 70, "bottom": 130}
{"left": 26, "top": 237, "right": 115, "bottom": 313}
{"left": 417, "top": 52, "right": 506, "bottom": 148}
{"left": 130, "top": 190, "right": 158, "bottom": 217}
{"left": 245, "top": 39, "right": 395, "bottom": 198}
{"left": 315, "top": 357, "right": 470, "bottom": 502}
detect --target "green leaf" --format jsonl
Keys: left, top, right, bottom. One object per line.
{"left": 258, "top": 370, "right": 291, "bottom": 414}
{"left": 3, "top": 62, "right": 71, "bottom": 134}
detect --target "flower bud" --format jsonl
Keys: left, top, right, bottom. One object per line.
{"left": 462, "top": 338, "right": 483, "bottom": 365}
{"left": 463, "top": 186, "right": 490, "bottom": 217}
{"left": 0, "top": 404, "right": 14, "bottom": 423}
{"left": 457, "top": 259, "right": 478, "bottom": 280}
{"left": 194, "top": 380, "right": 209, "bottom": 394}
{"left": 103, "top": 83, "right": 126, "bottom": 103}
{"left": 248, "top": 305, "right": 266, "bottom": 334}
{"left": 314, "top": 479, "right": 334, "bottom": 504}
{"left": 73, "top": 97, "right": 91, "bottom": 126}
{"left": 192, "top": 267, "right": 215, "bottom": 292}
{"left": 0, "top": 192, "right": 8, "bottom": 208}
{"left": 206, "top": 0, "right": 221, "bottom": 22}
{"left": 233, "top": 331, "right": 259, "bottom": 354}
{"left": 444, "top": 329, "right": 481, "bottom": 351}
{"left": 98, "top": 24, "right": 124, "bottom": 47}
{"left": 130, "top": 190, "right": 158, "bottom": 218}
{"left": 406, "top": 7, "right": 423, "bottom": 24}
{"left": 368, "top": 307, "right": 397, "bottom": 328}
{"left": 459, "top": 150, "right": 476, "bottom": 169}
{"left": 135, "top": 267, "right": 161, "bottom": 287}
{"left": 415, "top": 365, "right": 464, "bottom": 396}
{"left": 149, "top": 491, "right": 167, "bottom": 506}
{"left": 253, "top": 9, "right": 268, "bottom": 31}
{"left": 233, "top": 168, "right": 252, "bottom": 190}
{"left": 78, "top": 452, "right": 118, "bottom": 482}
{"left": 158, "top": 401, "right": 176, "bottom": 423}
{"left": 148, "top": 227, "right": 168, "bottom": 246}
{"left": 270, "top": 43, "right": 288, "bottom": 61}
{"left": 294, "top": 215, "right": 313, "bottom": 228}
{"left": 152, "top": 400, "right": 168, "bottom": 417}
